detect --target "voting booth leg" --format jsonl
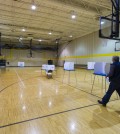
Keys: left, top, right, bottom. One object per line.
{"left": 84, "top": 70, "right": 87, "bottom": 81}
{"left": 74, "top": 71, "right": 77, "bottom": 86}
{"left": 90, "top": 71, "right": 93, "bottom": 83}
{"left": 41, "top": 69, "right": 42, "bottom": 75}
{"left": 55, "top": 69, "right": 57, "bottom": 75}
{"left": 62, "top": 70, "right": 65, "bottom": 83}
{"left": 68, "top": 71, "right": 70, "bottom": 84}
{"left": 91, "top": 75, "right": 96, "bottom": 93}
{"left": 84, "top": 70, "right": 93, "bottom": 83}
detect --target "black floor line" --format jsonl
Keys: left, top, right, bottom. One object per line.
{"left": 0, "top": 103, "right": 98, "bottom": 129}
{"left": 0, "top": 99, "right": 119, "bottom": 129}
{"left": 54, "top": 78, "right": 102, "bottom": 99}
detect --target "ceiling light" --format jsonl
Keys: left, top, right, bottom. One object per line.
{"left": 22, "top": 106, "right": 26, "bottom": 110}
{"left": 69, "top": 35, "right": 73, "bottom": 38}
{"left": 22, "top": 28, "right": 26, "bottom": 32}
{"left": 71, "top": 15, "right": 76, "bottom": 19}
{"left": 39, "top": 39, "right": 42, "bottom": 42}
{"left": 31, "top": 0, "right": 36, "bottom": 10}
{"left": 71, "top": 11, "right": 76, "bottom": 19}
{"left": 19, "top": 37, "right": 23, "bottom": 41}
{"left": 49, "top": 32, "right": 52, "bottom": 35}
{"left": 101, "top": 21, "right": 104, "bottom": 25}
{"left": 31, "top": 4, "right": 36, "bottom": 10}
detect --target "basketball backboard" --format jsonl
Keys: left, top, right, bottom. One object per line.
{"left": 99, "top": 16, "right": 120, "bottom": 41}
{"left": 99, "top": 0, "right": 120, "bottom": 40}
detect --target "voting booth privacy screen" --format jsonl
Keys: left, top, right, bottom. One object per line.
{"left": 105, "top": 63, "right": 110, "bottom": 75}
{"left": 18, "top": 62, "right": 25, "bottom": 67}
{"left": 42, "top": 64, "right": 55, "bottom": 71}
{"left": 64, "top": 62, "right": 74, "bottom": 71}
{"left": 94, "top": 62, "right": 110, "bottom": 75}
{"left": 87, "top": 62, "right": 95, "bottom": 70}
{"left": 46, "top": 65, "right": 55, "bottom": 71}
{"left": 42, "top": 64, "right": 47, "bottom": 70}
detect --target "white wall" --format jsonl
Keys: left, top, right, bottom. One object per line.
{"left": 1, "top": 49, "right": 57, "bottom": 66}
{"left": 58, "top": 31, "right": 120, "bottom": 66}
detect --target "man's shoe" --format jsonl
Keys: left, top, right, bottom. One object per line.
{"left": 98, "top": 100, "right": 106, "bottom": 107}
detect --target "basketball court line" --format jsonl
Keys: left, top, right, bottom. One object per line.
{"left": 0, "top": 71, "right": 119, "bottom": 129}
{"left": 14, "top": 69, "right": 26, "bottom": 88}
{"left": 0, "top": 75, "right": 42, "bottom": 93}
{"left": 0, "top": 98, "right": 119, "bottom": 129}
{"left": 0, "top": 103, "right": 98, "bottom": 129}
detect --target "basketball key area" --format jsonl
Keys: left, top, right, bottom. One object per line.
{"left": 0, "top": 67, "right": 119, "bottom": 134}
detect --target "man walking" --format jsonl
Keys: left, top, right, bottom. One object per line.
{"left": 98, "top": 56, "right": 120, "bottom": 106}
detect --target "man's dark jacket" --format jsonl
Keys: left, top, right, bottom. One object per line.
{"left": 108, "top": 62, "right": 120, "bottom": 83}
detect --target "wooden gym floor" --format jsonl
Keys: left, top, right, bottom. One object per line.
{"left": 0, "top": 67, "right": 120, "bottom": 134}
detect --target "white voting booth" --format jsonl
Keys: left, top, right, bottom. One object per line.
{"left": 63, "top": 62, "right": 77, "bottom": 84}
{"left": 42, "top": 64, "right": 47, "bottom": 70}
{"left": 41, "top": 64, "right": 55, "bottom": 78}
{"left": 64, "top": 62, "right": 74, "bottom": 71}
{"left": 18, "top": 62, "right": 25, "bottom": 67}
{"left": 41, "top": 64, "right": 55, "bottom": 71}
{"left": 46, "top": 65, "right": 55, "bottom": 71}
{"left": 45, "top": 65, "right": 55, "bottom": 78}
{"left": 87, "top": 62, "right": 95, "bottom": 70}
{"left": 84, "top": 62, "right": 95, "bottom": 82}
{"left": 105, "top": 63, "right": 111, "bottom": 75}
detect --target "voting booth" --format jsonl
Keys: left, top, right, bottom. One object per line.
{"left": 18, "top": 62, "right": 25, "bottom": 67}
{"left": 105, "top": 63, "right": 111, "bottom": 75}
{"left": 45, "top": 65, "right": 55, "bottom": 78}
{"left": 84, "top": 62, "right": 95, "bottom": 82}
{"left": 91, "top": 62, "right": 110, "bottom": 93}
{"left": 46, "top": 65, "right": 55, "bottom": 71}
{"left": 94, "top": 62, "right": 110, "bottom": 75}
{"left": 41, "top": 64, "right": 56, "bottom": 78}
{"left": 42, "top": 64, "right": 47, "bottom": 70}
{"left": 64, "top": 62, "right": 74, "bottom": 71}
{"left": 94, "top": 62, "right": 106, "bottom": 75}
{"left": 42, "top": 64, "right": 55, "bottom": 71}
{"left": 87, "top": 62, "right": 95, "bottom": 70}
{"left": 63, "top": 62, "right": 77, "bottom": 84}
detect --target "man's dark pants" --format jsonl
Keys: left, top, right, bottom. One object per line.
{"left": 102, "top": 82, "right": 120, "bottom": 104}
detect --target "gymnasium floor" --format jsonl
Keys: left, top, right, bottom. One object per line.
{"left": 0, "top": 67, "right": 120, "bottom": 134}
